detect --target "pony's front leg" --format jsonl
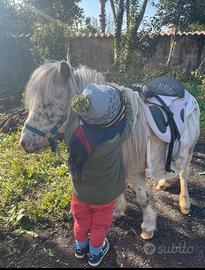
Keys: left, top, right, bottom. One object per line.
{"left": 113, "top": 193, "right": 126, "bottom": 219}
{"left": 178, "top": 150, "right": 193, "bottom": 214}
{"left": 135, "top": 174, "right": 157, "bottom": 240}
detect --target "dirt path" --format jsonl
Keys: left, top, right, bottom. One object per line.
{"left": 1, "top": 150, "right": 205, "bottom": 268}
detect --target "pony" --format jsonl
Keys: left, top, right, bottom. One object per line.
{"left": 20, "top": 60, "right": 200, "bottom": 240}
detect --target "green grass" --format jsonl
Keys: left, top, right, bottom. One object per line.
{"left": 0, "top": 129, "right": 72, "bottom": 232}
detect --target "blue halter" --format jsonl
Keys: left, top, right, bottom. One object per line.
{"left": 24, "top": 115, "right": 67, "bottom": 152}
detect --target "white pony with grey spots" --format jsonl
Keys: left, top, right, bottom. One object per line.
{"left": 20, "top": 60, "right": 200, "bottom": 240}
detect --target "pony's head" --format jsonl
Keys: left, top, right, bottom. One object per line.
{"left": 20, "top": 60, "right": 105, "bottom": 153}
{"left": 20, "top": 60, "right": 73, "bottom": 153}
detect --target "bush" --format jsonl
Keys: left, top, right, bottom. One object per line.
{"left": 185, "top": 77, "right": 205, "bottom": 132}
{"left": 31, "top": 22, "right": 72, "bottom": 62}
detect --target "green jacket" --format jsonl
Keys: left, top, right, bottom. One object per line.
{"left": 71, "top": 98, "right": 134, "bottom": 204}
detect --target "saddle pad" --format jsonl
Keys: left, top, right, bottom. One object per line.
{"left": 143, "top": 90, "right": 195, "bottom": 143}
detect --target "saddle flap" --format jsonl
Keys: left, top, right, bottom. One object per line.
{"left": 149, "top": 105, "right": 168, "bottom": 134}
{"left": 144, "top": 103, "right": 171, "bottom": 142}
{"left": 144, "top": 90, "right": 195, "bottom": 143}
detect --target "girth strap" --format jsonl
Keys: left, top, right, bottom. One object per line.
{"left": 154, "top": 96, "right": 181, "bottom": 173}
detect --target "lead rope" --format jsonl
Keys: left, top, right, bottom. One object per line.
{"left": 55, "top": 144, "right": 67, "bottom": 163}
{"left": 54, "top": 112, "right": 78, "bottom": 164}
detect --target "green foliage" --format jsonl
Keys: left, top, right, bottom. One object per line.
{"left": 0, "top": 0, "right": 36, "bottom": 100}
{"left": 0, "top": 0, "right": 35, "bottom": 37}
{"left": 22, "top": 0, "right": 84, "bottom": 27}
{"left": 111, "top": 0, "right": 151, "bottom": 77}
{"left": 31, "top": 22, "right": 72, "bottom": 62}
{"left": 0, "top": 130, "right": 72, "bottom": 231}
{"left": 83, "top": 17, "right": 99, "bottom": 33}
{"left": 154, "top": 0, "right": 205, "bottom": 31}
{"left": 185, "top": 78, "right": 205, "bottom": 132}
{"left": 0, "top": 0, "right": 84, "bottom": 105}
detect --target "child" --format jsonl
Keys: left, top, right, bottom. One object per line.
{"left": 68, "top": 83, "right": 134, "bottom": 267}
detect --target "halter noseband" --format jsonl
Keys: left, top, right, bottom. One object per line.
{"left": 24, "top": 115, "right": 67, "bottom": 152}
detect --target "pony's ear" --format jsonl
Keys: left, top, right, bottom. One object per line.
{"left": 59, "top": 61, "right": 70, "bottom": 81}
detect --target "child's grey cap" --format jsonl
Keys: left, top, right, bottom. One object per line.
{"left": 76, "top": 83, "right": 122, "bottom": 125}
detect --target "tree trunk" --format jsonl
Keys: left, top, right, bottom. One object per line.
{"left": 110, "top": 0, "right": 125, "bottom": 62}
{"left": 167, "top": 26, "right": 178, "bottom": 66}
{"left": 126, "top": 0, "right": 130, "bottom": 29}
{"left": 128, "top": 0, "right": 148, "bottom": 50}
{"left": 99, "top": 0, "right": 107, "bottom": 33}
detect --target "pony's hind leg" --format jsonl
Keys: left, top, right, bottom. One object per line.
{"left": 156, "top": 177, "right": 179, "bottom": 191}
{"left": 134, "top": 174, "right": 157, "bottom": 240}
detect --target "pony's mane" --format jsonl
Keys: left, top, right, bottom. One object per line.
{"left": 24, "top": 61, "right": 105, "bottom": 112}
{"left": 73, "top": 65, "right": 105, "bottom": 91}
{"left": 25, "top": 61, "right": 59, "bottom": 111}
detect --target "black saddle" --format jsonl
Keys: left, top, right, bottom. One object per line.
{"left": 130, "top": 76, "right": 185, "bottom": 99}
{"left": 128, "top": 76, "right": 185, "bottom": 173}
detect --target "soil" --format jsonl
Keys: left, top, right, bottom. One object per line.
{"left": 0, "top": 146, "right": 205, "bottom": 268}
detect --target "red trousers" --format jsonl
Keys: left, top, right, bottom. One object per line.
{"left": 71, "top": 194, "right": 116, "bottom": 247}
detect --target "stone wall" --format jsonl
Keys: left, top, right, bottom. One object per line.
{"left": 1, "top": 32, "right": 205, "bottom": 112}
{"left": 70, "top": 32, "right": 205, "bottom": 75}
{"left": 70, "top": 34, "right": 114, "bottom": 71}
{"left": 147, "top": 34, "right": 205, "bottom": 75}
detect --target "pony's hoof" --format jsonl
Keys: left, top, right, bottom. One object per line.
{"left": 156, "top": 183, "right": 166, "bottom": 191}
{"left": 179, "top": 195, "right": 190, "bottom": 215}
{"left": 113, "top": 208, "right": 125, "bottom": 220}
{"left": 180, "top": 207, "right": 190, "bottom": 215}
{"left": 141, "top": 230, "right": 154, "bottom": 240}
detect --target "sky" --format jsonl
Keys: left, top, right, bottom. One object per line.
{"left": 80, "top": 0, "right": 157, "bottom": 20}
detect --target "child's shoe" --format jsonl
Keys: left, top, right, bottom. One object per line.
{"left": 87, "top": 238, "right": 110, "bottom": 267}
{"left": 75, "top": 246, "right": 89, "bottom": 259}
{"left": 75, "top": 241, "right": 89, "bottom": 259}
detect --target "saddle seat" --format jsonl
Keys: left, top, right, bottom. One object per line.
{"left": 132, "top": 76, "right": 185, "bottom": 98}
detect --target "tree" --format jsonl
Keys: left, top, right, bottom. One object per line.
{"left": 31, "top": 21, "right": 71, "bottom": 61}
{"left": 0, "top": 0, "right": 35, "bottom": 36}
{"left": 155, "top": 0, "right": 205, "bottom": 31}
{"left": 84, "top": 17, "right": 99, "bottom": 33}
{"left": 99, "top": 0, "right": 108, "bottom": 33}
{"left": 110, "top": 0, "right": 148, "bottom": 64}
{"left": 126, "top": 0, "right": 148, "bottom": 50}
{"left": 110, "top": 0, "right": 125, "bottom": 60}
{"left": 154, "top": 0, "right": 205, "bottom": 66}
{"left": 22, "top": 0, "right": 84, "bottom": 27}
{"left": 20, "top": 0, "right": 84, "bottom": 61}
{"left": 0, "top": 0, "right": 36, "bottom": 102}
